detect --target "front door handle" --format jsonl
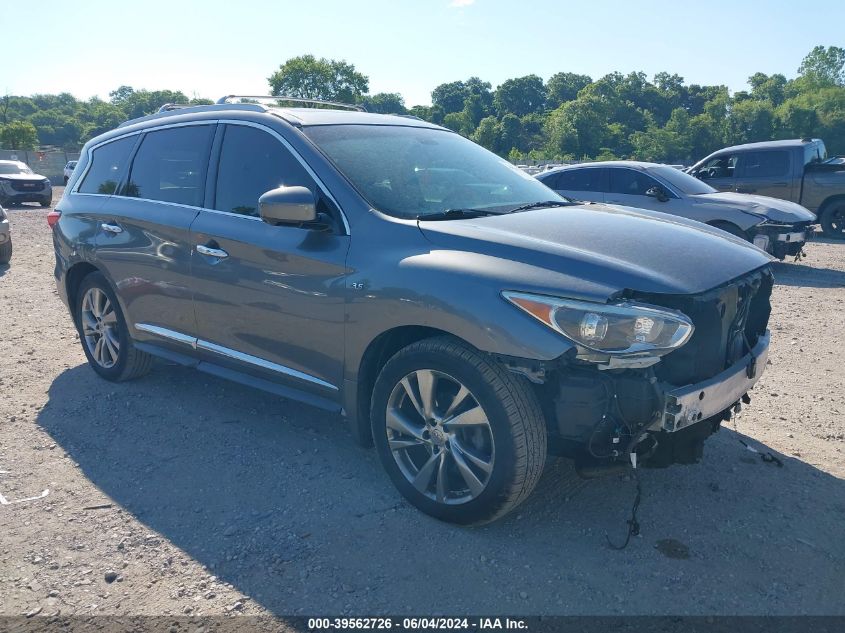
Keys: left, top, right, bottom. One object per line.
{"left": 101, "top": 222, "right": 123, "bottom": 234}
{"left": 196, "top": 243, "right": 229, "bottom": 259}
{"left": 736, "top": 187, "right": 756, "bottom": 193}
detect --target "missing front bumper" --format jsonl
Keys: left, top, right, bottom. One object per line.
{"left": 660, "top": 331, "right": 770, "bottom": 432}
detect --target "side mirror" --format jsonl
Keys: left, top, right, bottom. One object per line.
{"left": 645, "top": 186, "right": 669, "bottom": 202}
{"left": 259, "top": 186, "right": 317, "bottom": 225}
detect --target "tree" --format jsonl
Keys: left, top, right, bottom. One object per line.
{"left": 442, "top": 112, "right": 468, "bottom": 134}
{"left": 461, "top": 93, "right": 487, "bottom": 130}
{"left": 268, "top": 55, "right": 369, "bottom": 103}
{"left": 360, "top": 93, "right": 406, "bottom": 114}
{"left": 494, "top": 75, "right": 546, "bottom": 117}
{"left": 499, "top": 113, "right": 522, "bottom": 155}
{"left": 546, "top": 72, "right": 592, "bottom": 109}
{"left": 472, "top": 116, "right": 500, "bottom": 151}
{"left": 0, "top": 120, "right": 38, "bottom": 149}
{"left": 748, "top": 73, "right": 788, "bottom": 106}
{"left": 798, "top": 45, "right": 845, "bottom": 86}
{"left": 431, "top": 77, "right": 492, "bottom": 115}
{"left": 727, "top": 99, "right": 775, "bottom": 145}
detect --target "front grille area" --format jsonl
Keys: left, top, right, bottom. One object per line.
{"left": 634, "top": 267, "right": 773, "bottom": 385}
{"left": 10, "top": 180, "right": 46, "bottom": 192}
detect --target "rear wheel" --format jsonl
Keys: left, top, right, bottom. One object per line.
{"left": 820, "top": 201, "right": 845, "bottom": 240}
{"left": 371, "top": 337, "right": 546, "bottom": 525}
{"left": 40, "top": 199, "right": 51, "bottom": 208}
{"left": 0, "top": 239, "right": 11, "bottom": 264}
{"left": 75, "top": 272, "right": 152, "bottom": 381}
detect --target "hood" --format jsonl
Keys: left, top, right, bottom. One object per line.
{"left": 695, "top": 192, "right": 816, "bottom": 223}
{"left": 0, "top": 173, "right": 49, "bottom": 182}
{"left": 418, "top": 204, "right": 772, "bottom": 299}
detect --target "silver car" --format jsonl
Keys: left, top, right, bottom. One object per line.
{"left": 0, "top": 160, "right": 53, "bottom": 208}
{"left": 0, "top": 204, "right": 11, "bottom": 264}
{"left": 537, "top": 161, "right": 817, "bottom": 260}
{"left": 64, "top": 160, "right": 78, "bottom": 185}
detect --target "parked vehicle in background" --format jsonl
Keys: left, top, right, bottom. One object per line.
{"left": 0, "top": 204, "right": 11, "bottom": 264}
{"left": 0, "top": 160, "right": 52, "bottom": 208}
{"left": 686, "top": 139, "right": 845, "bottom": 239}
{"left": 53, "top": 97, "right": 774, "bottom": 525}
{"left": 64, "top": 160, "right": 78, "bottom": 185}
{"left": 537, "top": 161, "right": 816, "bottom": 260}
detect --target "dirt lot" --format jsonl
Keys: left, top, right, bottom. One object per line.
{"left": 1, "top": 189, "right": 844, "bottom": 619}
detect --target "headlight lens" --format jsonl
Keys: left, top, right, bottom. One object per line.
{"left": 503, "top": 291, "right": 694, "bottom": 356}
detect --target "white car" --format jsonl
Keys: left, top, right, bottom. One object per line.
{"left": 63, "top": 160, "right": 78, "bottom": 185}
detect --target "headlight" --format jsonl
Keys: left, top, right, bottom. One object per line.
{"left": 503, "top": 291, "right": 694, "bottom": 357}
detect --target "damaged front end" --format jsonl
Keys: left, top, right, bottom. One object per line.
{"left": 506, "top": 267, "right": 774, "bottom": 475}
{"left": 750, "top": 220, "right": 814, "bottom": 260}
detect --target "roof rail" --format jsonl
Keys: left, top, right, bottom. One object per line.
{"left": 157, "top": 103, "right": 195, "bottom": 113}
{"left": 217, "top": 95, "right": 366, "bottom": 112}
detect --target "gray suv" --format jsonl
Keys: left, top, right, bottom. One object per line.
{"left": 53, "top": 97, "right": 774, "bottom": 524}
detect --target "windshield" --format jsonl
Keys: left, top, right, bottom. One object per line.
{"left": 302, "top": 124, "right": 567, "bottom": 218}
{"left": 0, "top": 163, "right": 32, "bottom": 175}
{"left": 649, "top": 165, "right": 716, "bottom": 195}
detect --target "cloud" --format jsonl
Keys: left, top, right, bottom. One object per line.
{"left": 449, "top": 0, "right": 475, "bottom": 7}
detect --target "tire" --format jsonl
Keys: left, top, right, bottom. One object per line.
{"left": 64, "top": 176, "right": 69, "bottom": 185}
{"left": 75, "top": 272, "right": 153, "bottom": 382}
{"left": 0, "top": 239, "right": 11, "bottom": 264}
{"left": 709, "top": 221, "right": 749, "bottom": 242}
{"left": 819, "top": 200, "right": 845, "bottom": 240}
{"left": 370, "top": 336, "right": 547, "bottom": 525}
{"left": 40, "top": 199, "right": 51, "bottom": 208}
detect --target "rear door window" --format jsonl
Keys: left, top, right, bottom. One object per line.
{"left": 737, "top": 151, "right": 790, "bottom": 178}
{"left": 78, "top": 136, "right": 137, "bottom": 195}
{"left": 121, "top": 125, "right": 214, "bottom": 206}
{"left": 554, "top": 168, "right": 605, "bottom": 192}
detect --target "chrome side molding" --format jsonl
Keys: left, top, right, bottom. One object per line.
{"left": 134, "top": 323, "right": 337, "bottom": 391}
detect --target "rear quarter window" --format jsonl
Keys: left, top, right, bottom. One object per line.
{"left": 78, "top": 137, "right": 136, "bottom": 195}
{"left": 555, "top": 168, "right": 605, "bottom": 192}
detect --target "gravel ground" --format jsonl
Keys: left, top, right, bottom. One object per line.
{"left": 1, "top": 189, "right": 844, "bottom": 619}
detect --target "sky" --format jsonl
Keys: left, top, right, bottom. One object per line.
{"left": 6, "top": 0, "right": 845, "bottom": 106}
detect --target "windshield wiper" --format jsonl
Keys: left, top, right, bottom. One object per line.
{"left": 506, "top": 199, "right": 576, "bottom": 213}
{"left": 417, "top": 208, "right": 499, "bottom": 221}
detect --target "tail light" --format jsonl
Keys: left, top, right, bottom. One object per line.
{"left": 47, "top": 209, "right": 61, "bottom": 229}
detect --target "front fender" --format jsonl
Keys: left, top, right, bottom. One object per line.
{"left": 344, "top": 249, "right": 579, "bottom": 386}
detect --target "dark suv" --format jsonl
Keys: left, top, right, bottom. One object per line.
{"left": 53, "top": 97, "right": 774, "bottom": 524}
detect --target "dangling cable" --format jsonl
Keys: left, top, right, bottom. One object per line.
{"left": 606, "top": 467, "right": 641, "bottom": 550}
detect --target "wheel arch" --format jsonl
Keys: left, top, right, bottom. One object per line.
{"left": 348, "top": 325, "right": 468, "bottom": 447}
{"left": 818, "top": 194, "right": 845, "bottom": 215}
{"left": 65, "top": 261, "right": 102, "bottom": 326}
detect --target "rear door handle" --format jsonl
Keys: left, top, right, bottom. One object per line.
{"left": 100, "top": 222, "right": 123, "bottom": 234}
{"left": 196, "top": 244, "right": 229, "bottom": 259}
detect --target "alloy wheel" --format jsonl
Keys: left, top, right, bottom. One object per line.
{"left": 385, "top": 369, "right": 495, "bottom": 505}
{"left": 81, "top": 287, "right": 120, "bottom": 368}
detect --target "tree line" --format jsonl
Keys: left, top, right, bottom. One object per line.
{"left": 1, "top": 46, "right": 843, "bottom": 165}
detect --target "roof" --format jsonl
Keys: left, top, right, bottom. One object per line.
{"left": 541, "top": 160, "right": 661, "bottom": 176}
{"left": 269, "top": 107, "right": 440, "bottom": 128}
{"left": 715, "top": 138, "right": 822, "bottom": 153}
{"left": 118, "top": 102, "right": 442, "bottom": 130}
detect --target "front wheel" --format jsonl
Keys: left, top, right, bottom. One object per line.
{"left": 820, "top": 201, "right": 845, "bottom": 240}
{"left": 371, "top": 337, "right": 547, "bottom": 525}
{"left": 75, "top": 272, "right": 152, "bottom": 381}
{"left": 40, "top": 199, "right": 51, "bottom": 208}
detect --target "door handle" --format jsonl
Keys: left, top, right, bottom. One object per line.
{"left": 736, "top": 187, "right": 756, "bottom": 194}
{"left": 100, "top": 222, "right": 123, "bottom": 234}
{"left": 196, "top": 244, "right": 229, "bottom": 259}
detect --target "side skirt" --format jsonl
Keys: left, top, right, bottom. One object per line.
{"left": 134, "top": 342, "right": 342, "bottom": 413}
